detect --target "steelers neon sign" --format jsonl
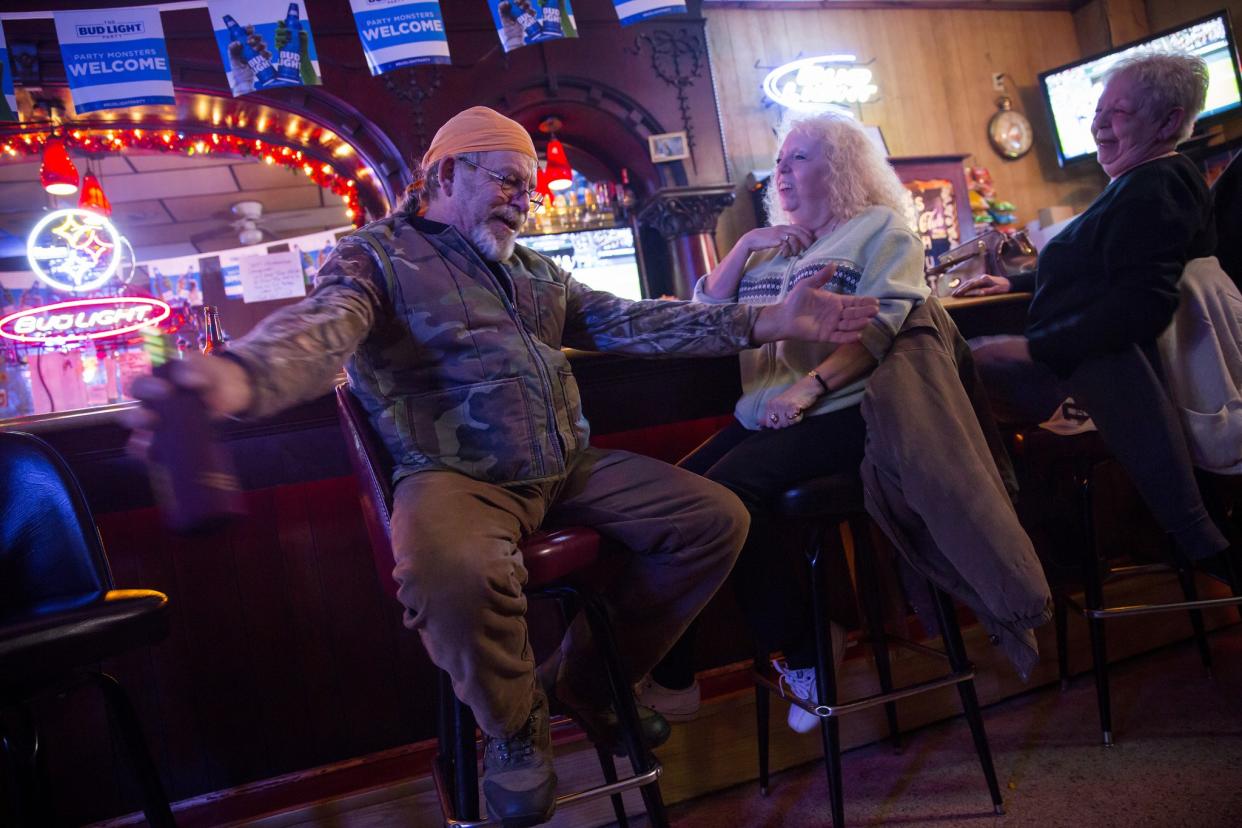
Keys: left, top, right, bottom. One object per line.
{"left": 26, "top": 208, "right": 121, "bottom": 292}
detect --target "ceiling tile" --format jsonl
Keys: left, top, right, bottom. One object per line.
{"left": 0, "top": 160, "right": 40, "bottom": 182}
{"left": 110, "top": 200, "right": 173, "bottom": 227}
{"left": 163, "top": 185, "right": 322, "bottom": 222}
{"left": 105, "top": 167, "right": 240, "bottom": 203}
{"left": 0, "top": 182, "right": 50, "bottom": 213}
{"left": 127, "top": 153, "right": 246, "bottom": 172}
{"left": 232, "top": 162, "right": 313, "bottom": 191}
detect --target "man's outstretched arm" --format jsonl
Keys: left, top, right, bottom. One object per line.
{"left": 751, "top": 265, "right": 880, "bottom": 345}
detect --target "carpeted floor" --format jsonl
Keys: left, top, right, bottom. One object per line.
{"left": 658, "top": 626, "right": 1242, "bottom": 827}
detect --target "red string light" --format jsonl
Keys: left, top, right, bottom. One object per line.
{"left": 4, "top": 129, "right": 366, "bottom": 224}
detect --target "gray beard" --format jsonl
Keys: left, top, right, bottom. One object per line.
{"left": 469, "top": 222, "right": 517, "bottom": 262}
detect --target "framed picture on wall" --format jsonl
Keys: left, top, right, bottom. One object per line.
{"left": 648, "top": 131, "right": 690, "bottom": 163}
{"left": 889, "top": 155, "right": 971, "bottom": 271}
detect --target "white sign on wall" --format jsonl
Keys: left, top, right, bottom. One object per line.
{"left": 239, "top": 250, "right": 306, "bottom": 303}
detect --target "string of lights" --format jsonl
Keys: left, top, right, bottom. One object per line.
{"left": 1, "top": 128, "right": 365, "bottom": 224}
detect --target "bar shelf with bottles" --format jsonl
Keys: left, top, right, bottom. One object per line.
{"left": 524, "top": 177, "right": 628, "bottom": 236}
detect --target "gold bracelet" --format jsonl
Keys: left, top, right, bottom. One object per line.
{"left": 808, "top": 369, "right": 829, "bottom": 394}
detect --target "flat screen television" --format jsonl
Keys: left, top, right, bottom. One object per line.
{"left": 521, "top": 226, "right": 645, "bottom": 300}
{"left": 1039, "top": 11, "right": 1242, "bottom": 167}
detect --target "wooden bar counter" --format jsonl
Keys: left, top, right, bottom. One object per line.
{"left": 13, "top": 294, "right": 1146, "bottom": 826}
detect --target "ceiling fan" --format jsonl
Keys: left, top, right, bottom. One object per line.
{"left": 189, "top": 200, "right": 275, "bottom": 250}
{"left": 230, "top": 200, "right": 268, "bottom": 245}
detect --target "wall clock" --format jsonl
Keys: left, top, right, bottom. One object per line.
{"left": 988, "top": 96, "right": 1033, "bottom": 160}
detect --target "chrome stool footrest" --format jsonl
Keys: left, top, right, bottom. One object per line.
{"left": 433, "top": 760, "right": 662, "bottom": 827}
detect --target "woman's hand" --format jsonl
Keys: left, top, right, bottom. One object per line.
{"left": 742, "top": 224, "right": 815, "bottom": 259}
{"left": 951, "top": 273, "right": 1011, "bottom": 297}
{"left": 762, "top": 378, "right": 821, "bottom": 429}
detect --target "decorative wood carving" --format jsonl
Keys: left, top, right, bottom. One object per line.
{"left": 626, "top": 28, "right": 705, "bottom": 156}
{"left": 382, "top": 66, "right": 445, "bottom": 152}
{"left": 637, "top": 184, "right": 737, "bottom": 240}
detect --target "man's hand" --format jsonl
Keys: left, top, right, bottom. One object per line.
{"left": 952, "top": 273, "right": 1011, "bottom": 297}
{"left": 752, "top": 264, "right": 879, "bottom": 344}
{"left": 124, "top": 354, "right": 253, "bottom": 455}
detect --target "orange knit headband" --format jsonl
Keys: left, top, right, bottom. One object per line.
{"left": 421, "top": 106, "right": 537, "bottom": 169}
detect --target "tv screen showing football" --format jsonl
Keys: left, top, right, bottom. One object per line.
{"left": 1039, "top": 11, "right": 1241, "bottom": 166}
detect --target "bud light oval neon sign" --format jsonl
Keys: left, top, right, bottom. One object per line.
{"left": 763, "top": 55, "right": 879, "bottom": 112}
{"left": 0, "top": 297, "right": 172, "bottom": 344}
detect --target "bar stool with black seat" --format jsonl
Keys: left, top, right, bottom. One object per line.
{"left": 335, "top": 383, "right": 666, "bottom": 827}
{"left": 1010, "top": 427, "right": 1242, "bottom": 746}
{"left": 753, "top": 472, "right": 1005, "bottom": 828}
{"left": 0, "top": 431, "right": 175, "bottom": 828}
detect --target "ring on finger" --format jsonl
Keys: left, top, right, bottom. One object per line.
{"left": 769, "top": 412, "right": 779, "bottom": 424}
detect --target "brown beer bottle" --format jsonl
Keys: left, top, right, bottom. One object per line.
{"left": 202, "top": 305, "right": 226, "bottom": 354}
{"left": 143, "top": 332, "right": 244, "bottom": 534}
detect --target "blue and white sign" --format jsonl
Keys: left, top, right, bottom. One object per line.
{"left": 52, "top": 7, "right": 175, "bottom": 114}
{"left": 487, "top": 1, "right": 576, "bottom": 54}
{"left": 612, "top": 1, "right": 685, "bottom": 27}
{"left": 0, "top": 26, "right": 16, "bottom": 121}
{"left": 350, "top": 0, "right": 449, "bottom": 75}
{"left": 208, "top": 0, "right": 321, "bottom": 97}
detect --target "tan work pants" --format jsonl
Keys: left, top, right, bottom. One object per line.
{"left": 389, "top": 447, "right": 748, "bottom": 738}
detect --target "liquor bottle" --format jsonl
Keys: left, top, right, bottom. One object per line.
{"left": 202, "top": 305, "right": 226, "bottom": 355}
{"left": 276, "top": 3, "right": 303, "bottom": 84}
{"left": 223, "top": 15, "right": 278, "bottom": 87}
{"left": 142, "top": 332, "right": 244, "bottom": 535}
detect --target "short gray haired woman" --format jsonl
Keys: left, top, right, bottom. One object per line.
{"left": 971, "top": 50, "right": 1234, "bottom": 578}
{"left": 638, "top": 113, "right": 928, "bottom": 732}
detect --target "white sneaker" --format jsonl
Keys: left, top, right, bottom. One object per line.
{"left": 773, "top": 622, "right": 847, "bottom": 734}
{"left": 634, "top": 675, "right": 702, "bottom": 722}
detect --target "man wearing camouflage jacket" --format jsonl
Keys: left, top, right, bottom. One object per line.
{"left": 132, "top": 107, "right": 878, "bottom": 826}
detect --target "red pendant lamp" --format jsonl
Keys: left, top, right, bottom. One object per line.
{"left": 78, "top": 173, "right": 112, "bottom": 217}
{"left": 539, "top": 117, "right": 574, "bottom": 192}
{"left": 535, "top": 166, "right": 553, "bottom": 205}
{"left": 40, "top": 137, "right": 80, "bottom": 196}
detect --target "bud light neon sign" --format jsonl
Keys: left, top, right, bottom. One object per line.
{"left": 0, "top": 297, "right": 171, "bottom": 344}
{"left": 763, "top": 55, "right": 879, "bottom": 112}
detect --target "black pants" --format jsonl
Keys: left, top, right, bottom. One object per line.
{"left": 651, "top": 405, "right": 867, "bottom": 688}
{"left": 971, "top": 337, "right": 1228, "bottom": 561}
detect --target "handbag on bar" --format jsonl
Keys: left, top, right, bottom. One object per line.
{"left": 925, "top": 229, "right": 1038, "bottom": 297}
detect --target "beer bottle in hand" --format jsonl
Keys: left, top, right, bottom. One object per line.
{"left": 143, "top": 332, "right": 244, "bottom": 534}
{"left": 202, "top": 305, "right": 226, "bottom": 354}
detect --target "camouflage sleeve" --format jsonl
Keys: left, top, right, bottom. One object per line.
{"left": 221, "top": 238, "right": 386, "bottom": 418}
{"left": 561, "top": 272, "right": 760, "bottom": 356}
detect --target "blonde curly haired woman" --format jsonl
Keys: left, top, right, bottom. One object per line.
{"left": 638, "top": 113, "right": 928, "bottom": 732}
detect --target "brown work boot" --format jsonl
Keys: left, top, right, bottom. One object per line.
{"left": 481, "top": 688, "right": 557, "bottom": 827}
{"left": 539, "top": 655, "right": 671, "bottom": 757}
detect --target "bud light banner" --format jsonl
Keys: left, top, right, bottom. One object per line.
{"left": 0, "top": 27, "right": 16, "bottom": 121}
{"left": 207, "top": 0, "right": 321, "bottom": 97}
{"left": 52, "top": 7, "right": 175, "bottom": 114}
{"left": 611, "top": 1, "right": 686, "bottom": 27}
{"left": 487, "top": 1, "right": 577, "bottom": 54}
{"left": 350, "top": 0, "right": 449, "bottom": 75}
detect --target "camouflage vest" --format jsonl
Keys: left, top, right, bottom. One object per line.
{"left": 346, "top": 216, "right": 589, "bottom": 486}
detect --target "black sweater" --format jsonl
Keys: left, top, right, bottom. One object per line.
{"left": 1026, "top": 154, "right": 1214, "bottom": 376}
